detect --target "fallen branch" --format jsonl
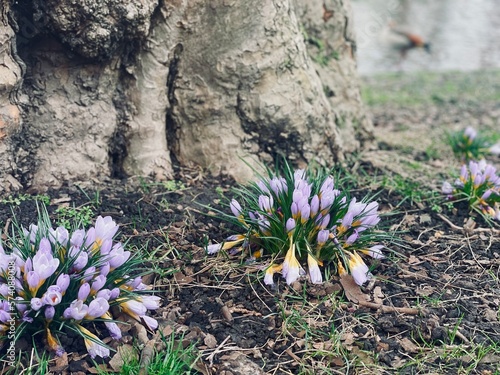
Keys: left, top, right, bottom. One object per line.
{"left": 358, "top": 300, "right": 421, "bottom": 315}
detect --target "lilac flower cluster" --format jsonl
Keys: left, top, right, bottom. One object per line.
{"left": 0, "top": 216, "right": 160, "bottom": 358}
{"left": 207, "top": 167, "right": 386, "bottom": 286}
{"left": 442, "top": 160, "right": 500, "bottom": 220}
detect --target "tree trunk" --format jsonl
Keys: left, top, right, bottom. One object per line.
{"left": 0, "top": 0, "right": 372, "bottom": 192}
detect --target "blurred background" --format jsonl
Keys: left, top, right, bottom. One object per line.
{"left": 351, "top": 0, "right": 500, "bottom": 75}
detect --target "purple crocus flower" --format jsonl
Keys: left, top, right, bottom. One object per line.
{"left": 70, "top": 229, "right": 86, "bottom": 247}
{"left": 108, "top": 243, "right": 131, "bottom": 269}
{"left": 64, "top": 300, "right": 89, "bottom": 320}
{"left": 45, "top": 306, "right": 55, "bottom": 320}
{"left": 105, "top": 321, "right": 122, "bottom": 340}
{"left": 100, "top": 239, "right": 113, "bottom": 255}
{"left": 298, "top": 203, "right": 311, "bottom": 222}
{"left": 100, "top": 262, "right": 111, "bottom": 276}
{"left": 230, "top": 199, "right": 242, "bottom": 217}
{"left": 318, "top": 214, "right": 330, "bottom": 230}
{"left": 56, "top": 274, "right": 70, "bottom": 294}
{"left": 270, "top": 177, "right": 287, "bottom": 196}
{"left": 91, "top": 275, "right": 107, "bottom": 293}
{"left": 258, "top": 195, "right": 273, "bottom": 212}
{"left": 0, "top": 284, "right": 8, "bottom": 298}
{"left": 27, "top": 271, "right": 41, "bottom": 293}
{"left": 33, "top": 249, "right": 60, "bottom": 280}
{"left": 464, "top": 126, "right": 477, "bottom": 141}
{"left": 320, "top": 191, "right": 335, "bottom": 211}
{"left": 110, "top": 287, "right": 120, "bottom": 299}
{"left": 43, "top": 288, "right": 63, "bottom": 306}
{"left": 310, "top": 195, "right": 319, "bottom": 217}
{"left": 31, "top": 298, "right": 44, "bottom": 311}
{"left": 320, "top": 176, "right": 335, "bottom": 195}
{"left": 73, "top": 251, "right": 89, "bottom": 271}
{"left": 257, "top": 180, "right": 270, "bottom": 194}
{"left": 49, "top": 226, "right": 69, "bottom": 246}
{"left": 96, "top": 289, "right": 112, "bottom": 300}
{"left": 141, "top": 315, "right": 158, "bottom": 330}
{"left": 84, "top": 266, "right": 96, "bottom": 282}
{"left": 86, "top": 297, "right": 109, "bottom": 319}
{"left": 442, "top": 181, "right": 453, "bottom": 195}
{"left": 15, "top": 297, "right": 28, "bottom": 314}
{"left": 78, "top": 283, "right": 91, "bottom": 301}
{"left": 286, "top": 218, "right": 296, "bottom": 233}
{"left": 316, "top": 230, "right": 329, "bottom": 245}
{"left": 140, "top": 295, "right": 161, "bottom": 310}
{"left": 94, "top": 216, "right": 119, "bottom": 243}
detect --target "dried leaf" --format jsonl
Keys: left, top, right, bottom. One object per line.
{"left": 399, "top": 337, "right": 419, "bottom": 353}
{"left": 340, "top": 274, "right": 369, "bottom": 303}
{"left": 204, "top": 333, "right": 217, "bottom": 349}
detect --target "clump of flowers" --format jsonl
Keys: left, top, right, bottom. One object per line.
{"left": 207, "top": 164, "right": 387, "bottom": 286}
{"left": 442, "top": 159, "right": 500, "bottom": 220}
{"left": 0, "top": 212, "right": 160, "bottom": 358}
{"left": 447, "top": 126, "right": 500, "bottom": 162}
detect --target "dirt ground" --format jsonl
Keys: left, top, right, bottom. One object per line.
{"left": 2, "top": 72, "right": 500, "bottom": 374}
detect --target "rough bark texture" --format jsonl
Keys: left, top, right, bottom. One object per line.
{"left": 0, "top": 0, "right": 23, "bottom": 191}
{"left": 0, "top": 0, "right": 372, "bottom": 192}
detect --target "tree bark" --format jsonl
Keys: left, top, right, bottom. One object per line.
{"left": 0, "top": 0, "right": 372, "bottom": 192}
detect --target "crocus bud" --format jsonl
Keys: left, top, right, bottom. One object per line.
{"left": 45, "top": 306, "right": 55, "bottom": 320}
{"left": 105, "top": 321, "right": 122, "bottom": 340}
{"left": 140, "top": 296, "right": 161, "bottom": 310}
{"left": 230, "top": 199, "right": 242, "bottom": 217}
{"left": 73, "top": 251, "right": 89, "bottom": 271}
{"left": 27, "top": 271, "right": 41, "bottom": 293}
{"left": 109, "top": 287, "right": 120, "bottom": 299}
{"left": 286, "top": 218, "right": 296, "bottom": 233}
{"left": 317, "top": 230, "right": 329, "bottom": 245}
{"left": 91, "top": 275, "right": 107, "bottom": 293}
{"left": 84, "top": 266, "right": 96, "bottom": 282}
{"left": 78, "top": 283, "right": 91, "bottom": 301}
{"left": 56, "top": 274, "right": 70, "bottom": 293}
{"left": 100, "top": 239, "right": 113, "bottom": 255}
{"left": 86, "top": 297, "right": 110, "bottom": 319}
{"left": 100, "top": 262, "right": 110, "bottom": 276}
{"left": 108, "top": 243, "right": 130, "bottom": 269}
{"left": 96, "top": 289, "right": 112, "bottom": 300}
{"left": 70, "top": 229, "right": 86, "bottom": 247}
{"left": 31, "top": 298, "right": 44, "bottom": 311}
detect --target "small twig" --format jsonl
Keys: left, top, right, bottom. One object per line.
{"left": 204, "top": 335, "right": 231, "bottom": 366}
{"left": 454, "top": 329, "right": 470, "bottom": 344}
{"left": 437, "top": 214, "right": 463, "bottom": 232}
{"left": 358, "top": 300, "right": 421, "bottom": 315}
{"left": 2, "top": 218, "right": 11, "bottom": 239}
{"left": 438, "top": 214, "right": 500, "bottom": 234}
{"left": 284, "top": 348, "right": 303, "bottom": 364}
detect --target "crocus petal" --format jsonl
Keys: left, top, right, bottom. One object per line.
{"left": 141, "top": 315, "right": 158, "bottom": 331}
{"left": 206, "top": 243, "right": 222, "bottom": 255}
{"left": 78, "top": 325, "right": 110, "bottom": 359}
{"left": 307, "top": 254, "right": 323, "bottom": 284}
{"left": 363, "top": 245, "right": 385, "bottom": 259}
{"left": 30, "top": 298, "right": 44, "bottom": 311}
{"left": 86, "top": 297, "right": 110, "bottom": 319}
{"left": 349, "top": 252, "right": 372, "bottom": 286}
{"left": 56, "top": 274, "right": 70, "bottom": 293}
{"left": 78, "top": 283, "right": 91, "bottom": 301}
{"left": 140, "top": 296, "right": 161, "bottom": 310}
{"left": 105, "top": 321, "right": 122, "bottom": 340}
